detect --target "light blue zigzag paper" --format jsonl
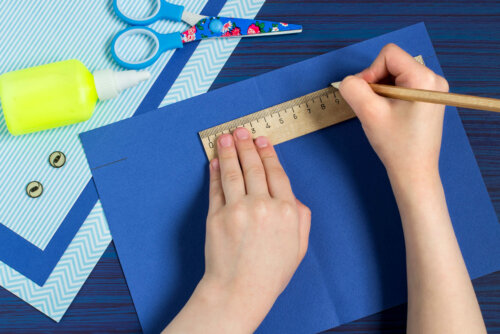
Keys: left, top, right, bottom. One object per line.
{"left": 0, "top": 0, "right": 204, "bottom": 250}
{"left": 0, "top": 0, "right": 266, "bottom": 322}
{"left": 0, "top": 202, "right": 111, "bottom": 322}
{"left": 161, "top": 0, "right": 266, "bottom": 106}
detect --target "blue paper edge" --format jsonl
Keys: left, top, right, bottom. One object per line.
{"left": 0, "top": 0, "right": 228, "bottom": 286}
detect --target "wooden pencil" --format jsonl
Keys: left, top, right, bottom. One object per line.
{"left": 331, "top": 82, "right": 500, "bottom": 113}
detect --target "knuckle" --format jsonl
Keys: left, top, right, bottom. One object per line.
{"left": 209, "top": 189, "right": 223, "bottom": 202}
{"left": 413, "top": 72, "right": 449, "bottom": 92}
{"left": 382, "top": 43, "right": 398, "bottom": 54}
{"left": 206, "top": 210, "right": 223, "bottom": 229}
{"left": 210, "top": 177, "right": 221, "bottom": 188}
{"left": 226, "top": 204, "right": 250, "bottom": 234}
{"left": 223, "top": 170, "right": 242, "bottom": 184}
{"left": 405, "top": 70, "right": 436, "bottom": 89}
{"left": 228, "top": 202, "right": 247, "bottom": 222}
{"left": 244, "top": 165, "right": 265, "bottom": 178}
{"left": 214, "top": 209, "right": 225, "bottom": 220}
{"left": 425, "top": 72, "right": 438, "bottom": 86}
{"left": 270, "top": 167, "right": 289, "bottom": 182}
{"left": 279, "top": 201, "right": 296, "bottom": 218}
{"left": 436, "top": 75, "right": 449, "bottom": 92}
{"left": 218, "top": 147, "right": 236, "bottom": 160}
{"left": 238, "top": 143, "right": 256, "bottom": 154}
{"left": 253, "top": 199, "right": 269, "bottom": 216}
{"left": 303, "top": 206, "right": 312, "bottom": 219}
{"left": 260, "top": 149, "right": 277, "bottom": 160}
{"left": 423, "top": 72, "right": 438, "bottom": 88}
{"left": 269, "top": 164, "right": 284, "bottom": 175}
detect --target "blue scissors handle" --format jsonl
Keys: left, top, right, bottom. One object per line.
{"left": 111, "top": 27, "right": 183, "bottom": 70}
{"left": 113, "top": 0, "right": 184, "bottom": 26}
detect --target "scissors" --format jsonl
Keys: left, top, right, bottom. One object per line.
{"left": 112, "top": 0, "right": 303, "bottom": 69}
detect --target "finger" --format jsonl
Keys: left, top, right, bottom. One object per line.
{"left": 358, "top": 43, "right": 446, "bottom": 91}
{"left": 295, "top": 198, "right": 311, "bottom": 261}
{"left": 208, "top": 158, "right": 225, "bottom": 212}
{"left": 358, "top": 43, "right": 426, "bottom": 83}
{"left": 339, "top": 75, "right": 390, "bottom": 122}
{"left": 254, "top": 136, "right": 294, "bottom": 200}
{"left": 233, "top": 127, "right": 269, "bottom": 196}
{"left": 217, "top": 134, "right": 246, "bottom": 202}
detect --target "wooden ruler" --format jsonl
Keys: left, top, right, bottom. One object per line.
{"left": 199, "top": 86, "right": 354, "bottom": 160}
{"left": 199, "top": 56, "right": 424, "bottom": 160}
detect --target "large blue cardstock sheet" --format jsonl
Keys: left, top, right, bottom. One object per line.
{"left": 80, "top": 23, "right": 500, "bottom": 334}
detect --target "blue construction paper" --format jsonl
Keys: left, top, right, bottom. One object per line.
{"left": 0, "top": 0, "right": 227, "bottom": 287}
{"left": 81, "top": 23, "right": 500, "bottom": 334}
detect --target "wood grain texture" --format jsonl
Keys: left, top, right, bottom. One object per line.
{"left": 1, "top": 0, "right": 499, "bottom": 332}
{"left": 355, "top": 83, "right": 500, "bottom": 113}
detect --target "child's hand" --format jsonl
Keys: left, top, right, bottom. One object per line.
{"left": 339, "top": 44, "right": 449, "bottom": 181}
{"left": 186, "top": 128, "right": 311, "bottom": 333}
{"left": 339, "top": 44, "right": 486, "bottom": 334}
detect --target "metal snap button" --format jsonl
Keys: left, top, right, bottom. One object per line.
{"left": 49, "top": 151, "right": 66, "bottom": 168}
{"left": 26, "top": 181, "right": 43, "bottom": 198}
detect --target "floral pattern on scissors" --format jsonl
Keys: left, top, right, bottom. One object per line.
{"left": 181, "top": 26, "right": 197, "bottom": 43}
{"left": 180, "top": 17, "right": 301, "bottom": 42}
{"left": 220, "top": 21, "right": 242, "bottom": 37}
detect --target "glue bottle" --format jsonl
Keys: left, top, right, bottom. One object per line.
{"left": 0, "top": 59, "right": 150, "bottom": 135}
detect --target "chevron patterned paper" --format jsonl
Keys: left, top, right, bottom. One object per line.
{"left": 161, "top": 0, "right": 266, "bottom": 107}
{"left": 0, "top": 0, "right": 265, "bottom": 322}
{"left": 0, "top": 202, "right": 111, "bottom": 322}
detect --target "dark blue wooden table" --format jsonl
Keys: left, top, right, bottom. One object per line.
{"left": 2, "top": 0, "right": 500, "bottom": 332}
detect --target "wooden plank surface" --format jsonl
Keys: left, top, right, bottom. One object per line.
{"left": 1, "top": 0, "right": 499, "bottom": 332}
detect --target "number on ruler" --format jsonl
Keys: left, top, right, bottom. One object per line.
{"left": 333, "top": 91, "right": 340, "bottom": 104}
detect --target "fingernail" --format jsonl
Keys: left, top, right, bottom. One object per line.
{"left": 255, "top": 136, "right": 268, "bottom": 148}
{"left": 234, "top": 127, "right": 249, "bottom": 140}
{"left": 219, "top": 134, "right": 233, "bottom": 148}
{"left": 210, "top": 158, "right": 219, "bottom": 170}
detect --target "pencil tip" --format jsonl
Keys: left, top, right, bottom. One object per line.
{"left": 331, "top": 81, "right": 341, "bottom": 89}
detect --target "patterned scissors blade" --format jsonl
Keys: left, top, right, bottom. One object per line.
{"left": 180, "top": 17, "right": 303, "bottom": 43}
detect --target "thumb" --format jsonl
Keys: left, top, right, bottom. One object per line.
{"left": 338, "top": 75, "right": 390, "bottom": 123}
{"left": 295, "top": 198, "right": 311, "bottom": 261}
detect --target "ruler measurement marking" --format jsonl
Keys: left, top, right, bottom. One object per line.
{"left": 199, "top": 86, "right": 353, "bottom": 160}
